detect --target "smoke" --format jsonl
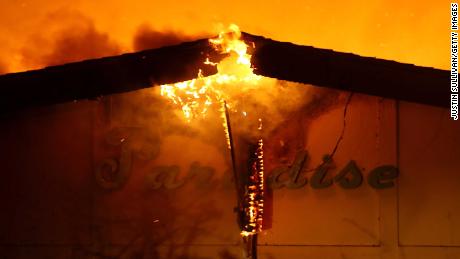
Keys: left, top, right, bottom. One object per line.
{"left": 133, "top": 24, "right": 203, "bottom": 51}
{"left": 42, "top": 24, "right": 121, "bottom": 66}
{"left": 225, "top": 79, "right": 311, "bottom": 138}
{"left": 19, "top": 13, "right": 205, "bottom": 69}
{"left": 218, "top": 77, "right": 343, "bottom": 143}
{"left": 20, "top": 10, "right": 121, "bottom": 68}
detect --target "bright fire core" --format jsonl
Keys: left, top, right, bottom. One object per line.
{"left": 159, "top": 24, "right": 262, "bottom": 120}
{"left": 159, "top": 24, "right": 265, "bottom": 236}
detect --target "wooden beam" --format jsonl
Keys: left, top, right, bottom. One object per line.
{"left": 243, "top": 33, "right": 449, "bottom": 107}
{"left": 0, "top": 38, "right": 224, "bottom": 113}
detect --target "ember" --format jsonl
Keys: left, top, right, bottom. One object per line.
{"left": 241, "top": 125, "right": 264, "bottom": 236}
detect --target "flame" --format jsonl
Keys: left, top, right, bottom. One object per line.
{"left": 159, "top": 24, "right": 261, "bottom": 121}
{"left": 220, "top": 102, "right": 232, "bottom": 149}
{"left": 241, "top": 119, "right": 264, "bottom": 236}
{"left": 160, "top": 24, "right": 265, "bottom": 237}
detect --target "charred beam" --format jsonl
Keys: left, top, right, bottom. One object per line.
{"left": 243, "top": 33, "right": 450, "bottom": 107}
{"left": 0, "top": 38, "right": 224, "bottom": 113}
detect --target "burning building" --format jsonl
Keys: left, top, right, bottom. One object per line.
{"left": 0, "top": 2, "right": 458, "bottom": 259}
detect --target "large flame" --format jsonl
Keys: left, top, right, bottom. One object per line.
{"left": 159, "top": 24, "right": 262, "bottom": 121}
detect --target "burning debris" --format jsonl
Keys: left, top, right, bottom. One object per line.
{"left": 240, "top": 133, "right": 265, "bottom": 236}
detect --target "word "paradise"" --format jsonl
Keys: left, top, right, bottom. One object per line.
{"left": 143, "top": 150, "right": 398, "bottom": 191}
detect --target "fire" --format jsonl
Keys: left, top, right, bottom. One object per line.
{"left": 241, "top": 119, "right": 264, "bottom": 237}
{"left": 159, "top": 24, "right": 261, "bottom": 121}
{"left": 160, "top": 24, "right": 265, "bottom": 237}
{"left": 220, "top": 102, "right": 232, "bottom": 149}
{"left": 209, "top": 24, "right": 253, "bottom": 69}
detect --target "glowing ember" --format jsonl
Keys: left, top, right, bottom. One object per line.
{"left": 220, "top": 102, "right": 232, "bottom": 149}
{"left": 241, "top": 119, "right": 264, "bottom": 236}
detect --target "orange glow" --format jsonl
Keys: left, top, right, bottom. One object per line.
{"left": 0, "top": 1, "right": 448, "bottom": 73}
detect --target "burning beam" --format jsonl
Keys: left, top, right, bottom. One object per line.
{"left": 0, "top": 38, "right": 225, "bottom": 113}
{"left": 242, "top": 33, "right": 450, "bottom": 107}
